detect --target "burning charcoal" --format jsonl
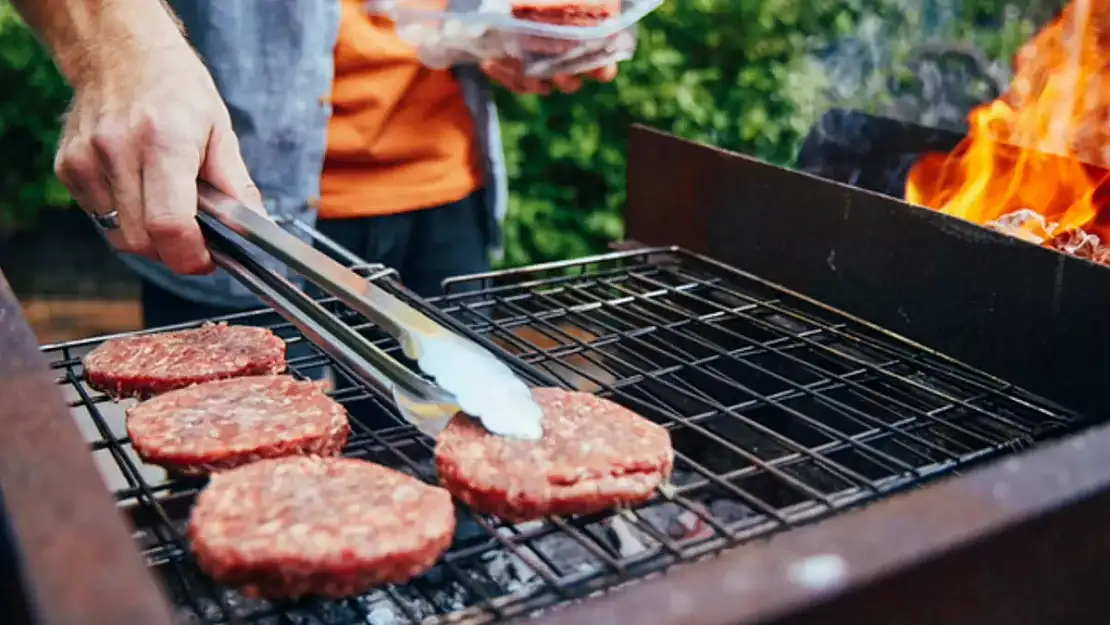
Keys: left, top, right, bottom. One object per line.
{"left": 1046, "top": 228, "right": 1101, "bottom": 258}
{"left": 633, "top": 470, "right": 755, "bottom": 541}
{"left": 1091, "top": 245, "right": 1110, "bottom": 266}
{"left": 606, "top": 516, "right": 651, "bottom": 557}
{"left": 482, "top": 548, "right": 545, "bottom": 594}
{"left": 358, "top": 588, "right": 438, "bottom": 622}
{"left": 637, "top": 501, "right": 714, "bottom": 541}
{"left": 708, "top": 499, "right": 757, "bottom": 525}
{"left": 984, "top": 209, "right": 1057, "bottom": 243}
{"left": 531, "top": 529, "right": 608, "bottom": 575}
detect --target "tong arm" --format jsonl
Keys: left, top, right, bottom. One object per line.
{"left": 196, "top": 182, "right": 444, "bottom": 352}
{"left": 197, "top": 212, "right": 454, "bottom": 408}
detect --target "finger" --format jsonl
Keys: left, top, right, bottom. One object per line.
{"left": 54, "top": 143, "right": 102, "bottom": 214}
{"left": 95, "top": 169, "right": 161, "bottom": 262}
{"left": 58, "top": 139, "right": 156, "bottom": 259}
{"left": 200, "top": 121, "right": 265, "bottom": 214}
{"left": 552, "top": 74, "right": 582, "bottom": 94}
{"left": 521, "top": 77, "right": 552, "bottom": 95}
{"left": 588, "top": 64, "right": 618, "bottom": 83}
{"left": 55, "top": 146, "right": 112, "bottom": 239}
{"left": 481, "top": 60, "right": 551, "bottom": 94}
{"left": 480, "top": 60, "right": 527, "bottom": 93}
{"left": 90, "top": 126, "right": 156, "bottom": 257}
{"left": 140, "top": 132, "right": 213, "bottom": 275}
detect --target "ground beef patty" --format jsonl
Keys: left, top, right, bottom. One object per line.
{"left": 512, "top": 2, "right": 615, "bottom": 26}
{"left": 126, "top": 375, "right": 350, "bottom": 476}
{"left": 83, "top": 322, "right": 286, "bottom": 398}
{"left": 190, "top": 456, "right": 456, "bottom": 599}
{"left": 511, "top": 1, "right": 620, "bottom": 55}
{"left": 435, "top": 387, "right": 674, "bottom": 522}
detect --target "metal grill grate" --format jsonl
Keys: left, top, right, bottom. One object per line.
{"left": 40, "top": 246, "right": 1087, "bottom": 625}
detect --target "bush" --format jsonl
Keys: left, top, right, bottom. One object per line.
{"left": 0, "top": 0, "right": 1051, "bottom": 260}
{"left": 0, "top": 2, "right": 72, "bottom": 234}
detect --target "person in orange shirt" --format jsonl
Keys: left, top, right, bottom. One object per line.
{"left": 312, "top": 3, "right": 616, "bottom": 298}
{"left": 110, "top": 0, "right": 617, "bottom": 328}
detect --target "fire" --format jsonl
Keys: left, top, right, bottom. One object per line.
{"left": 904, "top": 0, "right": 1110, "bottom": 248}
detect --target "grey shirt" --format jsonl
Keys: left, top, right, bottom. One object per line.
{"left": 121, "top": 0, "right": 508, "bottom": 309}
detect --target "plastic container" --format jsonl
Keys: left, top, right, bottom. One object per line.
{"left": 365, "top": 0, "right": 663, "bottom": 77}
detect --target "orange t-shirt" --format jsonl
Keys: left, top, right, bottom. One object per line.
{"left": 320, "top": 1, "right": 482, "bottom": 219}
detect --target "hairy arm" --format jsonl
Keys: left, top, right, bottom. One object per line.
{"left": 9, "top": 0, "right": 263, "bottom": 276}
{"left": 9, "top": 0, "right": 186, "bottom": 89}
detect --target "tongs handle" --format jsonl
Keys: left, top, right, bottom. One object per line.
{"left": 196, "top": 182, "right": 445, "bottom": 347}
{"left": 197, "top": 183, "right": 545, "bottom": 440}
{"left": 195, "top": 201, "right": 452, "bottom": 406}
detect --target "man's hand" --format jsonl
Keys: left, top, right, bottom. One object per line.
{"left": 55, "top": 40, "right": 262, "bottom": 274}
{"left": 12, "top": 0, "right": 264, "bottom": 275}
{"left": 480, "top": 59, "right": 617, "bottom": 95}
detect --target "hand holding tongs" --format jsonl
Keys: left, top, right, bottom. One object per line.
{"left": 194, "top": 182, "right": 544, "bottom": 440}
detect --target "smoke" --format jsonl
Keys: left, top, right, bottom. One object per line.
{"left": 783, "top": 0, "right": 1064, "bottom": 143}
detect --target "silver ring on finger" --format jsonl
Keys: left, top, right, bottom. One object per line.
{"left": 90, "top": 209, "right": 121, "bottom": 231}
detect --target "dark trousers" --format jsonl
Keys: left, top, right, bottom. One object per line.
{"left": 140, "top": 189, "right": 491, "bottom": 328}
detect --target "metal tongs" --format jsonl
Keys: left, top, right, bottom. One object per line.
{"left": 194, "top": 182, "right": 544, "bottom": 440}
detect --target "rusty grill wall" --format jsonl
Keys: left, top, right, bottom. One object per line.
{"left": 39, "top": 242, "right": 1087, "bottom": 625}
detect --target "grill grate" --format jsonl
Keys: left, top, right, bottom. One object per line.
{"left": 41, "top": 246, "right": 1088, "bottom": 625}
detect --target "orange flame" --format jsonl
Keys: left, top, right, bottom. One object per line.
{"left": 905, "top": 0, "right": 1110, "bottom": 243}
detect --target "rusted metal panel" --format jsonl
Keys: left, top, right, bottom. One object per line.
{"left": 0, "top": 275, "right": 175, "bottom": 625}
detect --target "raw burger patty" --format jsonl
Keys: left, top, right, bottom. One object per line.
{"left": 435, "top": 387, "right": 674, "bottom": 522}
{"left": 83, "top": 322, "right": 286, "bottom": 398}
{"left": 126, "top": 375, "right": 350, "bottom": 476}
{"left": 512, "top": 3, "right": 614, "bottom": 25}
{"left": 190, "top": 456, "right": 456, "bottom": 599}
{"left": 512, "top": 2, "right": 618, "bottom": 55}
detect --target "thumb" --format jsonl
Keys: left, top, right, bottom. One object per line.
{"left": 200, "top": 122, "right": 265, "bottom": 213}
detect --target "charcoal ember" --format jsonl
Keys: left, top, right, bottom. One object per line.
{"left": 984, "top": 208, "right": 1056, "bottom": 243}
{"left": 168, "top": 569, "right": 273, "bottom": 623}
{"left": 1092, "top": 245, "right": 1110, "bottom": 266}
{"left": 636, "top": 501, "right": 711, "bottom": 541}
{"left": 1046, "top": 228, "right": 1102, "bottom": 258}
{"left": 636, "top": 498, "right": 754, "bottom": 541}
{"left": 482, "top": 547, "right": 546, "bottom": 593}
{"left": 635, "top": 470, "right": 755, "bottom": 541}
{"left": 358, "top": 588, "right": 438, "bottom": 623}
{"left": 525, "top": 522, "right": 610, "bottom": 575}
{"left": 983, "top": 221, "right": 1046, "bottom": 243}
{"left": 278, "top": 604, "right": 364, "bottom": 624}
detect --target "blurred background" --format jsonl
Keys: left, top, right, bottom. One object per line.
{"left": 0, "top": 0, "right": 1063, "bottom": 342}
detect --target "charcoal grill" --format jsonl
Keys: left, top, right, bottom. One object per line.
{"left": 4, "top": 125, "right": 1110, "bottom": 625}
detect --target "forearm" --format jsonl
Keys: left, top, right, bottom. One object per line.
{"left": 9, "top": 0, "right": 185, "bottom": 89}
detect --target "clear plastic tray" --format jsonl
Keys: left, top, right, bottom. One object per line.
{"left": 365, "top": 0, "right": 662, "bottom": 77}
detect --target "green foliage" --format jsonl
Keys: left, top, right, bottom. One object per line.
{"left": 0, "top": 0, "right": 1052, "bottom": 260}
{"left": 495, "top": 0, "right": 1050, "bottom": 266}
{"left": 0, "top": 1, "right": 72, "bottom": 233}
